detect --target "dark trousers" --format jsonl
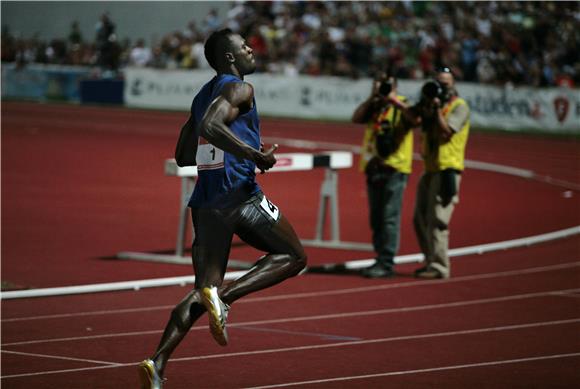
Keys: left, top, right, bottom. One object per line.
{"left": 366, "top": 170, "right": 408, "bottom": 268}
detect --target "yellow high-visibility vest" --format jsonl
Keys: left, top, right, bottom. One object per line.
{"left": 423, "top": 97, "right": 470, "bottom": 172}
{"left": 359, "top": 96, "right": 413, "bottom": 174}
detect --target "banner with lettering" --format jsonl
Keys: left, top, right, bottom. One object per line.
{"left": 124, "top": 68, "right": 579, "bottom": 133}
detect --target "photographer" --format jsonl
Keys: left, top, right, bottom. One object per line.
{"left": 410, "top": 67, "right": 471, "bottom": 279}
{"left": 352, "top": 72, "right": 414, "bottom": 278}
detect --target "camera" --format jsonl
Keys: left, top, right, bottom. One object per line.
{"left": 421, "top": 80, "right": 444, "bottom": 101}
{"left": 375, "top": 120, "right": 396, "bottom": 158}
{"left": 378, "top": 80, "right": 392, "bottom": 97}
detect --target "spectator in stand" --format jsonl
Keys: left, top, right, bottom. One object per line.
{"left": 95, "top": 12, "right": 120, "bottom": 73}
{"left": 14, "top": 38, "right": 35, "bottom": 68}
{"left": 68, "top": 21, "right": 84, "bottom": 65}
{"left": 203, "top": 8, "right": 222, "bottom": 33}
{"left": 129, "top": 39, "right": 152, "bottom": 67}
{"left": 1, "top": 26, "right": 15, "bottom": 62}
{"left": 556, "top": 67, "right": 575, "bottom": 88}
{"left": 246, "top": 24, "right": 268, "bottom": 72}
{"left": 149, "top": 45, "right": 168, "bottom": 69}
{"left": 1, "top": 2, "right": 578, "bottom": 86}
{"left": 68, "top": 21, "right": 83, "bottom": 47}
{"left": 319, "top": 30, "right": 337, "bottom": 75}
{"left": 178, "top": 37, "right": 194, "bottom": 69}
{"left": 182, "top": 20, "right": 200, "bottom": 40}
{"left": 190, "top": 33, "right": 210, "bottom": 69}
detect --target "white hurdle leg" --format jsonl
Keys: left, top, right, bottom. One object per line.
{"left": 314, "top": 168, "right": 340, "bottom": 242}
{"left": 176, "top": 177, "right": 195, "bottom": 257}
{"left": 329, "top": 169, "right": 340, "bottom": 242}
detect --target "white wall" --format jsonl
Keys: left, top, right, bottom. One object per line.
{"left": 1, "top": 1, "right": 232, "bottom": 44}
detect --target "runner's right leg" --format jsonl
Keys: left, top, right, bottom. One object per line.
{"left": 148, "top": 208, "right": 233, "bottom": 375}
{"left": 192, "top": 208, "right": 233, "bottom": 346}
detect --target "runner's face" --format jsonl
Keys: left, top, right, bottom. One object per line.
{"left": 230, "top": 35, "right": 256, "bottom": 75}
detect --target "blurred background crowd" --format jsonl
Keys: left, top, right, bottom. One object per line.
{"left": 2, "top": 1, "right": 578, "bottom": 87}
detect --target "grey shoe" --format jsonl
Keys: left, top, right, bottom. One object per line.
{"left": 415, "top": 268, "right": 444, "bottom": 279}
{"left": 413, "top": 266, "right": 429, "bottom": 276}
{"left": 201, "top": 286, "right": 230, "bottom": 346}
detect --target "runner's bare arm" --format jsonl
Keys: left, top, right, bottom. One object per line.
{"left": 200, "top": 82, "right": 277, "bottom": 172}
{"left": 174, "top": 115, "right": 197, "bottom": 167}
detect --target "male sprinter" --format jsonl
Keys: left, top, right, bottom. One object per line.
{"left": 139, "top": 29, "right": 307, "bottom": 388}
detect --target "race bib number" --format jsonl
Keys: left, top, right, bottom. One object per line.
{"left": 196, "top": 139, "right": 224, "bottom": 171}
{"left": 260, "top": 196, "right": 280, "bottom": 222}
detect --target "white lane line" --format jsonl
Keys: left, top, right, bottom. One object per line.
{"left": 3, "top": 287, "right": 579, "bottom": 347}
{"left": 2, "top": 207, "right": 578, "bottom": 301}
{"left": 3, "top": 261, "right": 579, "bottom": 323}
{"left": 2, "top": 329, "right": 163, "bottom": 347}
{"left": 550, "top": 291, "right": 580, "bottom": 299}
{"left": 2, "top": 319, "right": 579, "bottom": 380}
{"left": 1, "top": 305, "right": 174, "bottom": 323}
{"left": 0, "top": 349, "right": 118, "bottom": 366}
{"left": 241, "top": 352, "right": 580, "bottom": 389}
{"left": 243, "top": 261, "right": 580, "bottom": 302}
{"left": 234, "top": 326, "right": 362, "bottom": 341}
{"left": 0, "top": 271, "right": 244, "bottom": 300}
{"left": 0, "top": 363, "right": 127, "bottom": 380}
{"left": 1, "top": 218, "right": 577, "bottom": 302}
{"left": 264, "top": 137, "right": 580, "bottom": 190}
{"left": 169, "top": 318, "right": 580, "bottom": 363}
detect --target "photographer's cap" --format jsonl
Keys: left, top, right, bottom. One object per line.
{"left": 436, "top": 66, "right": 454, "bottom": 76}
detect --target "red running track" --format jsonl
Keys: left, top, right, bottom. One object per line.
{"left": 1, "top": 101, "right": 579, "bottom": 388}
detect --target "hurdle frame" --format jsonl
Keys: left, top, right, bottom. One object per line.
{"left": 116, "top": 151, "right": 371, "bottom": 266}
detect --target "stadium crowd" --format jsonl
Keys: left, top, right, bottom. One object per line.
{"left": 1, "top": 1, "right": 578, "bottom": 87}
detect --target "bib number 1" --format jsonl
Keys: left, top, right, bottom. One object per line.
{"left": 196, "top": 142, "right": 224, "bottom": 170}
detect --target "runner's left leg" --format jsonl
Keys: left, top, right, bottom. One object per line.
{"left": 220, "top": 195, "right": 307, "bottom": 305}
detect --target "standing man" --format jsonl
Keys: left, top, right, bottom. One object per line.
{"left": 352, "top": 73, "right": 414, "bottom": 278}
{"left": 412, "top": 67, "right": 470, "bottom": 279}
{"left": 139, "top": 28, "right": 307, "bottom": 388}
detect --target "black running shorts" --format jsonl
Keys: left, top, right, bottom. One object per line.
{"left": 191, "top": 192, "right": 285, "bottom": 254}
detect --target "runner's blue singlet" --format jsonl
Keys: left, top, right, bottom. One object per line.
{"left": 188, "top": 74, "right": 261, "bottom": 209}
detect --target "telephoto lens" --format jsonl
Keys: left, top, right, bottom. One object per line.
{"left": 379, "top": 81, "right": 392, "bottom": 97}
{"left": 421, "top": 80, "right": 442, "bottom": 100}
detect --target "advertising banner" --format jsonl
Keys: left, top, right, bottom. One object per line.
{"left": 1, "top": 64, "right": 91, "bottom": 101}
{"left": 124, "top": 67, "right": 215, "bottom": 110}
{"left": 457, "top": 84, "right": 579, "bottom": 133}
{"left": 124, "top": 68, "right": 579, "bottom": 133}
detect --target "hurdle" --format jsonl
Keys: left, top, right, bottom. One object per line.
{"left": 116, "top": 151, "right": 370, "bottom": 267}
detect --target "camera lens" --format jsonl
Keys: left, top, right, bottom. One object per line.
{"left": 421, "top": 81, "right": 441, "bottom": 99}
{"left": 379, "top": 81, "right": 392, "bottom": 96}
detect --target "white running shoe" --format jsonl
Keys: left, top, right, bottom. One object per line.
{"left": 201, "top": 286, "right": 230, "bottom": 346}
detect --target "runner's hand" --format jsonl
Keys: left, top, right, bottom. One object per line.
{"left": 255, "top": 144, "right": 278, "bottom": 174}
